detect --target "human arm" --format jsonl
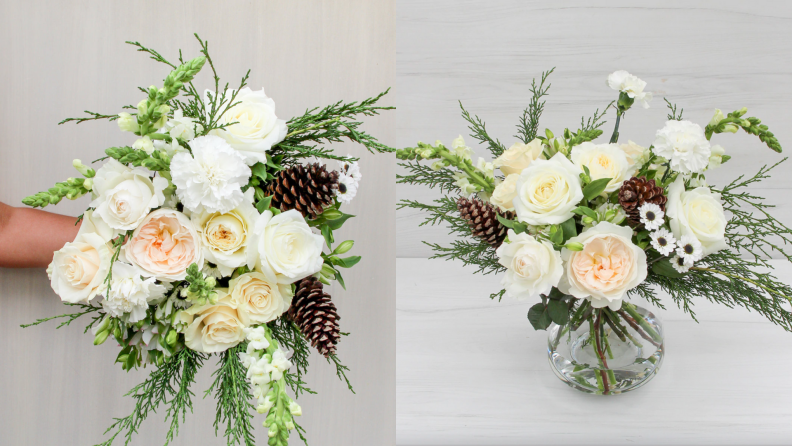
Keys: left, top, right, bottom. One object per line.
{"left": 0, "top": 202, "right": 81, "bottom": 268}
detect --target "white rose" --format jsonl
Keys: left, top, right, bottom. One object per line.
{"left": 90, "top": 159, "right": 168, "bottom": 232}
{"left": 653, "top": 120, "right": 712, "bottom": 174}
{"left": 102, "top": 262, "right": 166, "bottom": 323}
{"left": 496, "top": 230, "right": 563, "bottom": 300}
{"left": 177, "top": 290, "right": 246, "bottom": 354}
{"left": 171, "top": 135, "right": 251, "bottom": 214}
{"left": 208, "top": 87, "right": 288, "bottom": 166}
{"left": 490, "top": 174, "right": 520, "bottom": 211}
{"left": 559, "top": 222, "right": 647, "bottom": 310}
{"left": 666, "top": 176, "right": 728, "bottom": 256}
{"left": 493, "top": 139, "right": 545, "bottom": 176}
{"left": 192, "top": 189, "right": 259, "bottom": 276}
{"left": 513, "top": 153, "right": 584, "bottom": 225}
{"left": 47, "top": 211, "right": 114, "bottom": 304}
{"left": 228, "top": 270, "right": 293, "bottom": 325}
{"left": 571, "top": 142, "right": 631, "bottom": 193}
{"left": 619, "top": 140, "right": 650, "bottom": 173}
{"left": 246, "top": 209, "right": 324, "bottom": 284}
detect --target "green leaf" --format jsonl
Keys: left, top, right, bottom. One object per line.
{"left": 255, "top": 195, "right": 272, "bottom": 214}
{"left": 527, "top": 304, "right": 551, "bottom": 331}
{"left": 321, "top": 224, "right": 334, "bottom": 246}
{"left": 335, "top": 256, "right": 361, "bottom": 268}
{"left": 251, "top": 162, "right": 268, "bottom": 180}
{"left": 547, "top": 287, "right": 567, "bottom": 301}
{"left": 334, "top": 270, "right": 347, "bottom": 290}
{"left": 652, "top": 258, "right": 683, "bottom": 278}
{"left": 572, "top": 206, "right": 598, "bottom": 220}
{"left": 549, "top": 225, "right": 563, "bottom": 246}
{"left": 547, "top": 299, "right": 569, "bottom": 325}
{"left": 560, "top": 217, "right": 577, "bottom": 243}
{"left": 496, "top": 214, "right": 515, "bottom": 228}
{"left": 582, "top": 178, "right": 612, "bottom": 201}
{"left": 327, "top": 213, "right": 355, "bottom": 230}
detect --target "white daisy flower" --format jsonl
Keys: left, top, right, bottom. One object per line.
{"left": 336, "top": 156, "right": 362, "bottom": 204}
{"left": 671, "top": 255, "right": 691, "bottom": 273}
{"left": 676, "top": 235, "right": 704, "bottom": 263}
{"left": 650, "top": 228, "right": 676, "bottom": 256}
{"left": 639, "top": 203, "right": 664, "bottom": 231}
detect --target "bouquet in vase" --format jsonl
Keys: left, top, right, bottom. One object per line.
{"left": 22, "top": 35, "right": 392, "bottom": 445}
{"left": 397, "top": 68, "right": 791, "bottom": 394}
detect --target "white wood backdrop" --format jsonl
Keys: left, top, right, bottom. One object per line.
{"left": 395, "top": 0, "right": 792, "bottom": 258}
{"left": 394, "top": 1, "right": 792, "bottom": 444}
{"left": 0, "top": 1, "right": 395, "bottom": 445}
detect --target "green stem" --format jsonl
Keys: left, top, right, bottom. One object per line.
{"left": 437, "top": 150, "right": 494, "bottom": 193}
{"left": 604, "top": 309, "right": 643, "bottom": 348}
{"left": 609, "top": 111, "right": 622, "bottom": 143}
{"left": 621, "top": 303, "right": 662, "bottom": 343}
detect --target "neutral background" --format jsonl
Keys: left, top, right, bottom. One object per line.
{"left": 394, "top": 1, "right": 792, "bottom": 445}
{"left": 0, "top": 1, "right": 395, "bottom": 446}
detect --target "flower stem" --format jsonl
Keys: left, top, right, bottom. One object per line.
{"left": 622, "top": 303, "right": 662, "bottom": 343}
{"left": 609, "top": 111, "right": 622, "bottom": 143}
{"left": 437, "top": 150, "right": 494, "bottom": 193}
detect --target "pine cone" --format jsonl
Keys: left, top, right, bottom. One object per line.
{"left": 267, "top": 163, "right": 339, "bottom": 219}
{"left": 618, "top": 177, "right": 667, "bottom": 222}
{"left": 456, "top": 197, "right": 515, "bottom": 248}
{"left": 288, "top": 277, "right": 340, "bottom": 358}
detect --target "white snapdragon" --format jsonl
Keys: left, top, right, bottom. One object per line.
{"left": 171, "top": 135, "right": 252, "bottom": 214}
{"left": 607, "top": 70, "right": 653, "bottom": 108}
{"left": 161, "top": 109, "right": 200, "bottom": 142}
{"left": 653, "top": 120, "right": 712, "bottom": 174}
{"left": 102, "top": 262, "right": 166, "bottom": 323}
{"left": 132, "top": 136, "right": 155, "bottom": 154}
{"left": 451, "top": 135, "right": 473, "bottom": 160}
{"left": 708, "top": 144, "right": 726, "bottom": 170}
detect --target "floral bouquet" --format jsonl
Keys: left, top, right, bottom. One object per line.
{"left": 397, "top": 68, "right": 792, "bottom": 394}
{"left": 21, "top": 35, "right": 392, "bottom": 445}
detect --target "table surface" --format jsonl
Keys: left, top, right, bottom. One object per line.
{"left": 396, "top": 258, "right": 792, "bottom": 445}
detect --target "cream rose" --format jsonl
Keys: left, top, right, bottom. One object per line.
{"left": 124, "top": 209, "right": 203, "bottom": 281}
{"left": 496, "top": 230, "right": 563, "bottom": 300}
{"left": 90, "top": 160, "right": 168, "bottom": 232}
{"left": 209, "top": 87, "right": 288, "bottom": 166}
{"left": 192, "top": 189, "right": 258, "bottom": 276}
{"left": 493, "top": 139, "right": 545, "bottom": 176}
{"left": 246, "top": 209, "right": 324, "bottom": 283}
{"left": 620, "top": 140, "right": 650, "bottom": 173}
{"left": 490, "top": 174, "right": 520, "bottom": 211}
{"left": 513, "top": 153, "right": 584, "bottom": 225}
{"left": 571, "top": 142, "right": 631, "bottom": 193}
{"left": 559, "top": 222, "right": 647, "bottom": 310}
{"left": 177, "top": 290, "right": 246, "bottom": 353}
{"left": 666, "top": 176, "right": 728, "bottom": 256}
{"left": 47, "top": 211, "right": 114, "bottom": 304}
{"left": 228, "top": 270, "right": 293, "bottom": 325}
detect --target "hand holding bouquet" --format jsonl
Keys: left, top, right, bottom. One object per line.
{"left": 398, "top": 68, "right": 791, "bottom": 394}
{"left": 22, "top": 35, "right": 392, "bottom": 445}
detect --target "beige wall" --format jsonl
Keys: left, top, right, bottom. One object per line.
{"left": 0, "top": 1, "right": 395, "bottom": 445}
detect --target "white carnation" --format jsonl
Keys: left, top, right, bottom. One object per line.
{"left": 653, "top": 120, "right": 712, "bottom": 174}
{"left": 171, "top": 135, "right": 251, "bottom": 214}
{"left": 496, "top": 230, "right": 563, "bottom": 300}
{"left": 607, "top": 70, "right": 653, "bottom": 108}
{"left": 102, "top": 262, "right": 166, "bottom": 323}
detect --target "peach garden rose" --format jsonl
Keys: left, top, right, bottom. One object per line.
{"left": 124, "top": 208, "right": 203, "bottom": 281}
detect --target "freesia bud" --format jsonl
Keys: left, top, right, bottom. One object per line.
{"left": 565, "top": 242, "right": 584, "bottom": 251}
{"left": 166, "top": 329, "right": 178, "bottom": 346}
{"left": 334, "top": 240, "right": 354, "bottom": 255}
{"left": 321, "top": 209, "right": 343, "bottom": 220}
{"left": 582, "top": 216, "right": 595, "bottom": 226}
{"left": 94, "top": 330, "right": 110, "bottom": 345}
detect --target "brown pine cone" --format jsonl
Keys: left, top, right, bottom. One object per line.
{"left": 267, "top": 163, "right": 339, "bottom": 219}
{"left": 618, "top": 177, "right": 667, "bottom": 223}
{"left": 288, "top": 277, "right": 340, "bottom": 358}
{"left": 456, "top": 197, "right": 515, "bottom": 248}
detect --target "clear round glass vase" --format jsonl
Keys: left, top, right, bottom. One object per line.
{"left": 547, "top": 303, "right": 664, "bottom": 395}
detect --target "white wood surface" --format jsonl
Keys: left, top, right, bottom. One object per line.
{"left": 0, "top": 2, "right": 395, "bottom": 445}
{"left": 396, "top": 258, "right": 792, "bottom": 445}
{"left": 394, "top": 0, "right": 792, "bottom": 259}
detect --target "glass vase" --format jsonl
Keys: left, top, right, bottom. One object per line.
{"left": 547, "top": 303, "right": 664, "bottom": 395}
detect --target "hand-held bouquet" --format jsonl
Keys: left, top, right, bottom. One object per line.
{"left": 397, "top": 68, "right": 791, "bottom": 394}
{"left": 22, "top": 35, "right": 392, "bottom": 445}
